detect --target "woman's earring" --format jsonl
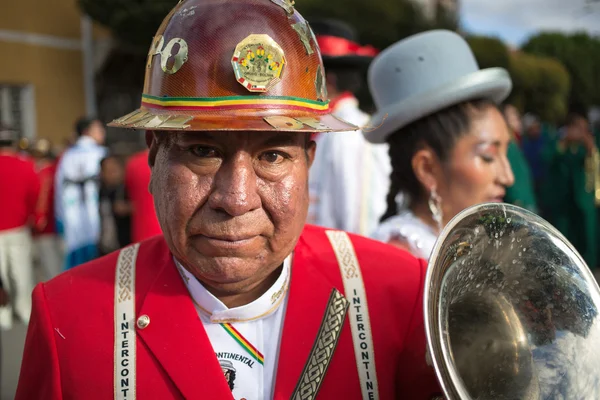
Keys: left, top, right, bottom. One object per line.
{"left": 428, "top": 188, "right": 443, "bottom": 232}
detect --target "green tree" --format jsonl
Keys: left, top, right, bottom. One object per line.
{"left": 296, "top": 0, "right": 458, "bottom": 51}
{"left": 466, "top": 35, "right": 510, "bottom": 70}
{"left": 508, "top": 51, "right": 570, "bottom": 123}
{"left": 522, "top": 32, "right": 600, "bottom": 113}
{"left": 467, "top": 34, "right": 571, "bottom": 122}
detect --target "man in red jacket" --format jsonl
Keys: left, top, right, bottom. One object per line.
{"left": 31, "top": 138, "right": 64, "bottom": 280}
{"left": 16, "top": 1, "right": 442, "bottom": 399}
{"left": 125, "top": 149, "right": 162, "bottom": 242}
{"left": 0, "top": 127, "right": 39, "bottom": 330}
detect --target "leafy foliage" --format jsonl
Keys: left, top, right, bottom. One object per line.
{"left": 467, "top": 34, "right": 571, "bottom": 122}
{"left": 509, "top": 51, "right": 571, "bottom": 122}
{"left": 296, "top": 0, "right": 458, "bottom": 50}
{"left": 522, "top": 32, "right": 600, "bottom": 114}
{"left": 466, "top": 35, "right": 511, "bottom": 70}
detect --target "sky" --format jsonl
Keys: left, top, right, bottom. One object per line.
{"left": 460, "top": 0, "right": 600, "bottom": 47}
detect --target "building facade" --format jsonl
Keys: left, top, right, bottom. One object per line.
{"left": 0, "top": 0, "right": 109, "bottom": 147}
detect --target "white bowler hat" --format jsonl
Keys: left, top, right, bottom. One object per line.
{"left": 364, "top": 30, "right": 512, "bottom": 143}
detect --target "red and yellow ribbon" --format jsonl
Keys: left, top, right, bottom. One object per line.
{"left": 220, "top": 323, "right": 265, "bottom": 366}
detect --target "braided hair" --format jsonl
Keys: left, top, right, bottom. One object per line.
{"left": 380, "top": 98, "right": 497, "bottom": 222}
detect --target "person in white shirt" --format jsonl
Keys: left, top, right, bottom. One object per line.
{"left": 55, "top": 117, "right": 107, "bottom": 269}
{"left": 307, "top": 18, "right": 391, "bottom": 237}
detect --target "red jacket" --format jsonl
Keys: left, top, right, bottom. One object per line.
{"left": 125, "top": 150, "right": 162, "bottom": 243}
{"left": 16, "top": 225, "right": 441, "bottom": 399}
{"left": 0, "top": 151, "right": 40, "bottom": 231}
{"left": 34, "top": 161, "right": 57, "bottom": 235}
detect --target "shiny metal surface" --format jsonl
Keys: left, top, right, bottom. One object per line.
{"left": 425, "top": 203, "right": 600, "bottom": 400}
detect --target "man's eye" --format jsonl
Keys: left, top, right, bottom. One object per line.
{"left": 190, "top": 146, "right": 217, "bottom": 158}
{"left": 260, "top": 151, "right": 286, "bottom": 164}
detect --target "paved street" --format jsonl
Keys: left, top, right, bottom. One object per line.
{"left": 1, "top": 322, "right": 26, "bottom": 400}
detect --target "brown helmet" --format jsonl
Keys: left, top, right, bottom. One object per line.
{"left": 109, "top": 0, "right": 356, "bottom": 133}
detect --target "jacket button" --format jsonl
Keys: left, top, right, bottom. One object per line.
{"left": 137, "top": 315, "right": 150, "bottom": 329}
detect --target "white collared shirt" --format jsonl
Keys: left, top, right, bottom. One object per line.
{"left": 372, "top": 209, "right": 438, "bottom": 260}
{"left": 176, "top": 256, "right": 291, "bottom": 400}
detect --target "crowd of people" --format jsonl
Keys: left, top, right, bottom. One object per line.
{"left": 0, "top": 0, "right": 597, "bottom": 398}
{"left": 0, "top": 118, "right": 161, "bottom": 332}
{"left": 308, "top": 25, "right": 600, "bottom": 271}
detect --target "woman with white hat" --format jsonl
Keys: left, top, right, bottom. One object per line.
{"left": 365, "top": 30, "right": 515, "bottom": 259}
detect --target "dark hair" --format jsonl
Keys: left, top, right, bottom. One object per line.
{"left": 75, "top": 117, "right": 100, "bottom": 137}
{"left": 226, "top": 369, "right": 236, "bottom": 390}
{"left": 381, "top": 98, "right": 497, "bottom": 222}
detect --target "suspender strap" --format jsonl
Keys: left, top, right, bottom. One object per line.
{"left": 326, "top": 230, "right": 380, "bottom": 400}
{"left": 114, "top": 243, "right": 140, "bottom": 400}
{"left": 292, "top": 289, "right": 350, "bottom": 400}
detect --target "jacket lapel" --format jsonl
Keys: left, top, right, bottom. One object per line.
{"left": 135, "top": 242, "right": 232, "bottom": 400}
{"left": 273, "top": 236, "right": 343, "bottom": 399}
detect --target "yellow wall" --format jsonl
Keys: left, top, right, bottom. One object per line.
{"left": 0, "top": 0, "right": 82, "bottom": 39}
{"left": 0, "top": 40, "right": 86, "bottom": 143}
{"left": 0, "top": 0, "right": 114, "bottom": 145}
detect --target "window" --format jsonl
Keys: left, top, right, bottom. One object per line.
{"left": 0, "top": 84, "right": 36, "bottom": 140}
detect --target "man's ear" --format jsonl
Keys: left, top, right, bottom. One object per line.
{"left": 306, "top": 140, "right": 317, "bottom": 169}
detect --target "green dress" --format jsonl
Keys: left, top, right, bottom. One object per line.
{"left": 541, "top": 133, "right": 597, "bottom": 269}
{"left": 505, "top": 140, "right": 538, "bottom": 213}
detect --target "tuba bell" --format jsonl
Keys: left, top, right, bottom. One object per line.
{"left": 425, "top": 203, "right": 600, "bottom": 400}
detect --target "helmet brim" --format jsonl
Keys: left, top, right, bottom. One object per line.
{"left": 108, "top": 107, "right": 358, "bottom": 133}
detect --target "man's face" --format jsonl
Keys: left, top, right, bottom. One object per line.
{"left": 149, "top": 130, "right": 315, "bottom": 290}
{"left": 578, "top": 117, "right": 591, "bottom": 135}
{"left": 101, "top": 157, "right": 124, "bottom": 187}
{"left": 88, "top": 121, "right": 106, "bottom": 145}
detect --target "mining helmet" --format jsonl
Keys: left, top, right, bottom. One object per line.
{"left": 109, "top": 0, "right": 357, "bottom": 133}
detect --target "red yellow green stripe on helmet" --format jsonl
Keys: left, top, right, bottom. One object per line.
{"left": 220, "top": 323, "right": 265, "bottom": 365}
{"left": 141, "top": 94, "right": 329, "bottom": 113}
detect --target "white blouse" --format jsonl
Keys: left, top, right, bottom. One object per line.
{"left": 371, "top": 210, "right": 438, "bottom": 260}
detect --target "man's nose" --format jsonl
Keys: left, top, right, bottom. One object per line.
{"left": 208, "top": 155, "right": 261, "bottom": 217}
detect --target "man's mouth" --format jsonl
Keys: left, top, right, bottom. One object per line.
{"left": 195, "top": 234, "right": 260, "bottom": 249}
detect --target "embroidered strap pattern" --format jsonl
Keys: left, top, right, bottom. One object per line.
{"left": 326, "top": 230, "right": 380, "bottom": 400}
{"left": 292, "top": 289, "right": 349, "bottom": 400}
{"left": 114, "top": 243, "right": 140, "bottom": 400}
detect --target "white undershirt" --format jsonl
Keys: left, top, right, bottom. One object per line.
{"left": 176, "top": 256, "right": 291, "bottom": 400}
